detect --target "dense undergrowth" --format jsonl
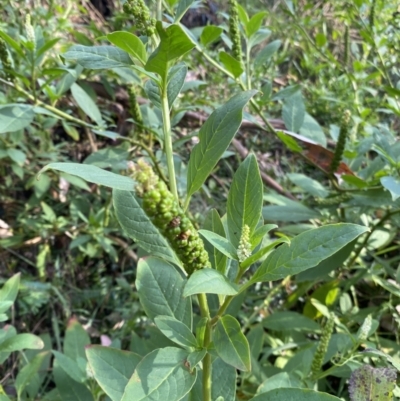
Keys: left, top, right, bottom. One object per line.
{"left": 1, "top": 0, "right": 400, "bottom": 400}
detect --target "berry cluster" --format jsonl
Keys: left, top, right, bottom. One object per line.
{"left": 123, "top": 0, "right": 156, "bottom": 37}
{"left": 132, "top": 160, "right": 209, "bottom": 275}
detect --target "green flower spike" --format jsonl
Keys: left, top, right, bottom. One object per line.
{"left": 228, "top": 0, "right": 243, "bottom": 63}
{"left": 132, "top": 160, "right": 210, "bottom": 275}
{"left": 237, "top": 225, "right": 251, "bottom": 263}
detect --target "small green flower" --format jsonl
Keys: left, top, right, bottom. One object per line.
{"left": 132, "top": 160, "right": 209, "bottom": 275}
{"left": 330, "top": 110, "right": 351, "bottom": 175}
{"left": 237, "top": 225, "right": 251, "bottom": 263}
{"left": 228, "top": 0, "right": 242, "bottom": 63}
{"left": 123, "top": 0, "right": 156, "bottom": 37}
{"left": 0, "top": 39, "right": 13, "bottom": 81}
{"left": 310, "top": 313, "right": 335, "bottom": 380}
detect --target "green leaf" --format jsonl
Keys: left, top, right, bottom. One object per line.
{"left": 86, "top": 345, "right": 141, "bottom": 401}
{"left": 199, "top": 230, "right": 237, "bottom": 260}
{"left": 187, "top": 91, "right": 256, "bottom": 199}
{"left": 299, "top": 113, "right": 326, "bottom": 147}
{"left": 40, "top": 163, "right": 135, "bottom": 191}
{"left": 254, "top": 40, "right": 281, "bottom": 69}
{"left": 63, "top": 318, "right": 90, "bottom": 361}
{"left": 381, "top": 176, "right": 400, "bottom": 201}
{"left": 272, "top": 84, "right": 301, "bottom": 101}
{"left": 282, "top": 92, "right": 305, "bottom": 132}
{"left": 251, "top": 224, "right": 277, "bottom": 249}
{"left": 262, "top": 311, "right": 320, "bottom": 332}
{"left": 219, "top": 51, "right": 244, "bottom": 78}
{"left": 0, "top": 104, "right": 34, "bottom": 133}
{"left": 145, "top": 63, "right": 187, "bottom": 109}
{"left": 53, "top": 360, "right": 94, "bottom": 401}
{"left": 7, "top": 148, "right": 26, "bottom": 165}
{"left": 154, "top": 316, "right": 197, "bottom": 349}
{"left": 249, "top": 388, "right": 342, "bottom": 400}
{"left": 257, "top": 372, "right": 303, "bottom": 394}
{"left": 107, "top": 31, "right": 147, "bottom": 65}
{"left": 145, "top": 22, "right": 195, "bottom": 78}
{"left": 52, "top": 350, "right": 85, "bottom": 383}
{"left": 0, "top": 30, "right": 24, "bottom": 58}
{"left": 200, "top": 26, "right": 223, "bottom": 46}
{"left": 187, "top": 349, "right": 206, "bottom": 369}
{"left": 63, "top": 45, "right": 132, "bottom": 69}
{"left": 70, "top": 83, "right": 102, "bottom": 125}
{"left": 214, "top": 315, "right": 251, "bottom": 371}
{"left": 183, "top": 269, "right": 238, "bottom": 297}
{"left": 121, "top": 347, "right": 196, "bottom": 401}
{"left": 15, "top": 351, "right": 50, "bottom": 399}
{"left": 287, "top": 173, "right": 329, "bottom": 198}
{"left": 211, "top": 358, "right": 237, "bottom": 401}
{"left": 277, "top": 131, "right": 303, "bottom": 152}
{"left": 227, "top": 154, "right": 263, "bottom": 248}
{"left": 203, "top": 209, "right": 227, "bottom": 273}
{"left": 0, "top": 273, "right": 20, "bottom": 304}
{"left": 241, "top": 238, "right": 290, "bottom": 269}
{"left": 136, "top": 257, "right": 192, "bottom": 328}
{"left": 175, "top": 0, "right": 196, "bottom": 22}
{"left": 349, "top": 365, "right": 396, "bottom": 401}
{"left": 252, "top": 224, "right": 369, "bottom": 282}
{"left": 0, "top": 334, "right": 44, "bottom": 353}
{"left": 245, "top": 11, "right": 267, "bottom": 38}
{"left": 113, "top": 190, "right": 180, "bottom": 265}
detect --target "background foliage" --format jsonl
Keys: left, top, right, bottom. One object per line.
{"left": 1, "top": 0, "right": 400, "bottom": 400}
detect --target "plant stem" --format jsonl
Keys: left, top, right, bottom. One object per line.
{"left": 161, "top": 79, "right": 179, "bottom": 201}
{"left": 197, "top": 293, "right": 211, "bottom": 401}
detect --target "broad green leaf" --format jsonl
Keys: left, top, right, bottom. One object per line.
{"left": 187, "top": 90, "right": 256, "bottom": 198}
{"left": 63, "top": 45, "right": 132, "bottom": 69}
{"left": 257, "top": 372, "right": 303, "bottom": 394}
{"left": 145, "top": 22, "right": 195, "bottom": 79}
{"left": 252, "top": 224, "right": 369, "bottom": 282}
{"left": 53, "top": 361, "right": 94, "bottom": 401}
{"left": 349, "top": 365, "right": 396, "bottom": 401}
{"left": 7, "top": 149, "right": 26, "bottom": 165}
{"left": 86, "top": 345, "right": 141, "bottom": 401}
{"left": 0, "top": 30, "right": 24, "bottom": 58}
{"left": 52, "top": 351, "right": 85, "bottom": 383}
{"left": 199, "top": 230, "right": 237, "bottom": 260}
{"left": 0, "top": 301, "right": 13, "bottom": 314}
{"left": 245, "top": 11, "right": 267, "bottom": 38}
{"left": 277, "top": 131, "right": 303, "bottom": 152}
{"left": 63, "top": 318, "right": 90, "bottom": 361}
{"left": 145, "top": 63, "right": 187, "bottom": 109}
{"left": 262, "top": 311, "right": 320, "bottom": 332}
{"left": 211, "top": 358, "right": 236, "bottom": 401}
{"left": 249, "top": 388, "right": 342, "bottom": 401}
{"left": 237, "top": 4, "right": 249, "bottom": 24}
{"left": 219, "top": 51, "right": 244, "bottom": 78}
{"left": 282, "top": 92, "right": 305, "bottom": 132}
{"left": 107, "top": 31, "right": 147, "bottom": 65}
{"left": 40, "top": 163, "right": 135, "bottom": 191}
{"left": 183, "top": 269, "right": 238, "bottom": 297}
{"left": 0, "top": 395, "right": 11, "bottom": 401}
{"left": 0, "top": 104, "right": 34, "bottom": 133}
{"left": 297, "top": 240, "right": 356, "bottom": 282}
{"left": 227, "top": 154, "right": 263, "bottom": 248}
{"left": 136, "top": 257, "right": 192, "bottom": 328}
{"left": 154, "top": 316, "right": 197, "bottom": 349}
{"left": 200, "top": 26, "right": 223, "bottom": 46}
{"left": 175, "top": 0, "right": 196, "bottom": 22}
{"left": 121, "top": 347, "right": 196, "bottom": 401}
{"left": 214, "top": 315, "right": 251, "bottom": 371}
{"left": 71, "top": 83, "right": 102, "bottom": 125}
{"left": 113, "top": 190, "right": 180, "bottom": 265}
{"left": 254, "top": 40, "right": 281, "bottom": 69}
{"left": 381, "top": 176, "right": 400, "bottom": 201}
{"left": 0, "top": 273, "right": 20, "bottom": 304}
{"left": 15, "top": 352, "right": 50, "bottom": 399}
{"left": 299, "top": 113, "right": 326, "bottom": 147}
{"left": 362, "top": 348, "right": 400, "bottom": 371}
{"left": 287, "top": 173, "right": 329, "bottom": 198}
{"left": 203, "top": 209, "right": 227, "bottom": 273}
{"left": 0, "top": 334, "right": 44, "bottom": 353}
